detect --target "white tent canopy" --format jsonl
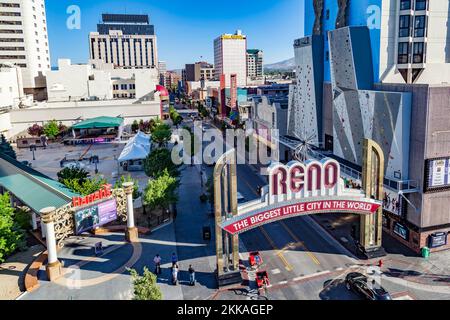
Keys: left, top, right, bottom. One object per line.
{"left": 118, "top": 131, "right": 151, "bottom": 162}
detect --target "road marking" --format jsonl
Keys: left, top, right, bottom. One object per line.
{"left": 259, "top": 226, "right": 293, "bottom": 271}
{"left": 271, "top": 268, "right": 281, "bottom": 275}
{"left": 279, "top": 221, "right": 321, "bottom": 266}
{"left": 292, "top": 270, "right": 331, "bottom": 282}
{"left": 335, "top": 267, "right": 344, "bottom": 271}
{"left": 278, "top": 281, "right": 288, "bottom": 285}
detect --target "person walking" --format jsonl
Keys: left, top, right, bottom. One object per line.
{"left": 172, "top": 264, "right": 179, "bottom": 285}
{"left": 188, "top": 265, "right": 196, "bottom": 286}
{"left": 153, "top": 254, "right": 162, "bottom": 275}
{"left": 171, "top": 253, "right": 178, "bottom": 267}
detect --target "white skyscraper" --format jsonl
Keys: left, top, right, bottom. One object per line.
{"left": 214, "top": 30, "right": 247, "bottom": 87}
{"left": 0, "top": 0, "right": 50, "bottom": 99}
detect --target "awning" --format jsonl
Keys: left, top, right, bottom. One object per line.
{"left": 72, "top": 116, "right": 124, "bottom": 130}
{"left": 0, "top": 154, "right": 79, "bottom": 214}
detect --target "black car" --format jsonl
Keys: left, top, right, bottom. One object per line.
{"left": 345, "top": 272, "right": 392, "bottom": 300}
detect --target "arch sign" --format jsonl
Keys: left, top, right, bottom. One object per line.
{"left": 220, "top": 159, "right": 381, "bottom": 235}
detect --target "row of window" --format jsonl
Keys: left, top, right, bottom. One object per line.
{"left": 113, "top": 84, "right": 136, "bottom": 90}
{"left": 113, "top": 93, "right": 136, "bottom": 98}
{"left": 0, "top": 29, "right": 22, "bottom": 34}
{"left": 399, "top": 15, "right": 426, "bottom": 37}
{"left": 0, "top": 37, "right": 23, "bottom": 42}
{"left": 398, "top": 42, "right": 425, "bottom": 64}
{"left": 0, "top": 46, "right": 24, "bottom": 51}
{"left": 0, "top": 54, "right": 25, "bottom": 59}
{"left": 400, "top": 0, "right": 428, "bottom": 11}
{"left": 0, "top": 20, "right": 22, "bottom": 25}
{"left": 0, "top": 12, "right": 21, "bottom": 17}
{"left": 0, "top": 3, "right": 20, "bottom": 8}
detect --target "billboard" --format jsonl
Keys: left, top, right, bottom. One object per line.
{"left": 427, "top": 158, "right": 450, "bottom": 189}
{"left": 74, "top": 198, "right": 118, "bottom": 234}
{"left": 383, "top": 188, "right": 402, "bottom": 216}
{"left": 230, "top": 74, "right": 237, "bottom": 109}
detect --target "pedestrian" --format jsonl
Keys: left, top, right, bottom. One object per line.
{"left": 172, "top": 264, "right": 179, "bottom": 285}
{"left": 188, "top": 265, "right": 196, "bottom": 286}
{"left": 171, "top": 252, "right": 178, "bottom": 267}
{"left": 153, "top": 254, "right": 162, "bottom": 275}
{"left": 378, "top": 259, "right": 383, "bottom": 269}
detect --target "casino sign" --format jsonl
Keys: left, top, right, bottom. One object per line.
{"left": 220, "top": 159, "right": 381, "bottom": 235}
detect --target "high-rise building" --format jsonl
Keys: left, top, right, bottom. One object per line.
{"left": 158, "top": 61, "right": 166, "bottom": 85}
{"left": 246, "top": 49, "right": 263, "bottom": 79}
{"left": 184, "top": 61, "right": 215, "bottom": 82}
{"left": 285, "top": 0, "right": 450, "bottom": 253}
{"left": 0, "top": 0, "right": 50, "bottom": 100}
{"left": 214, "top": 30, "right": 247, "bottom": 87}
{"left": 89, "top": 14, "right": 158, "bottom": 68}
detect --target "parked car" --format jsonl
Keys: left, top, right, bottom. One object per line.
{"left": 345, "top": 272, "right": 392, "bottom": 300}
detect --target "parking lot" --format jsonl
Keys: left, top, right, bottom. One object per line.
{"left": 15, "top": 141, "right": 150, "bottom": 192}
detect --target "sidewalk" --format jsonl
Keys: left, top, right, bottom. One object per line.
{"left": 311, "top": 213, "right": 450, "bottom": 292}
{"left": 0, "top": 244, "right": 44, "bottom": 300}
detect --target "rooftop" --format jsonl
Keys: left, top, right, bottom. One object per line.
{"left": 0, "top": 153, "right": 79, "bottom": 214}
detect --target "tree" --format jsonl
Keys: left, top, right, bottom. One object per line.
{"left": 61, "top": 176, "right": 108, "bottom": 196}
{"left": 114, "top": 175, "right": 141, "bottom": 199}
{"left": 128, "top": 267, "right": 162, "bottom": 300}
{"left": 27, "top": 124, "right": 44, "bottom": 137}
{"left": 0, "top": 193, "right": 26, "bottom": 263}
{"left": 0, "top": 135, "right": 16, "bottom": 159}
{"left": 43, "top": 120, "right": 60, "bottom": 139}
{"left": 143, "top": 148, "right": 179, "bottom": 178}
{"left": 57, "top": 167, "right": 90, "bottom": 184}
{"left": 143, "top": 169, "right": 179, "bottom": 211}
{"left": 131, "top": 120, "right": 139, "bottom": 133}
{"left": 151, "top": 124, "right": 172, "bottom": 147}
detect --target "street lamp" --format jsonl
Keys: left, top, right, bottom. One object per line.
{"left": 29, "top": 144, "right": 37, "bottom": 161}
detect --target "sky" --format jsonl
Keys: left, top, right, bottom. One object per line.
{"left": 45, "top": 0, "right": 304, "bottom": 70}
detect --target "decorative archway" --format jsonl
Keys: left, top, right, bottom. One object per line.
{"left": 214, "top": 139, "right": 385, "bottom": 282}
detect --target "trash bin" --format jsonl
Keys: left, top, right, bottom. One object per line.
{"left": 421, "top": 247, "right": 430, "bottom": 259}
{"left": 203, "top": 226, "right": 211, "bottom": 241}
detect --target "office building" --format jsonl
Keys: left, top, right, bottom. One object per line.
{"left": 247, "top": 49, "right": 264, "bottom": 79}
{"left": 89, "top": 14, "right": 158, "bottom": 68}
{"left": 185, "top": 61, "right": 215, "bottom": 82}
{"left": 0, "top": 0, "right": 50, "bottom": 100}
{"left": 284, "top": 0, "right": 450, "bottom": 253}
{"left": 214, "top": 30, "right": 247, "bottom": 87}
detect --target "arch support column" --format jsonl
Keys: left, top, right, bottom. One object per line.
{"left": 360, "top": 139, "right": 386, "bottom": 258}
{"left": 41, "top": 207, "right": 63, "bottom": 282}
{"left": 123, "top": 182, "right": 139, "bottom": 242}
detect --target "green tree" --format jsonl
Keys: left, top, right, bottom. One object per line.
{"left": 143, "top": 148, "right": 179, "bottom": 178}
{"left": 0, "top": 193, "right": 26, "bottom": 263}
{"left": 43, "top": 120, "right": 60, "bottom": 139}
{"left": 131, "top": 120, "right": 139, "bottom": 133}
{"left": 57, "top": 167, "right": 90, "bottom": 185}
{"left": 0, "top": 135, "right": 16, "bottom": 159}
{"left": 127, "top": 267, "right": 162, "bottom": 300}
{"left": 143, "top": 169, "right": 179, "bottom": 211}
{"left": 61, "top": 176, "right": 108, "bottom": 196}
{"left": 114, "top": 175, "right": 141, "bottom": 199}
{"left": 151, "top": 124, "right": 172, "bottom": 147}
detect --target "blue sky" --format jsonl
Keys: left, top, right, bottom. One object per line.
{"left": 46, "top": 0, "right": 304, "bottom": 70}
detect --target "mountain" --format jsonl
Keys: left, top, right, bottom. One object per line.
{"left": 264, "top": 58, "right": 295, "bottom": 71}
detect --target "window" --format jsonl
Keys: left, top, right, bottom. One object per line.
{"left": 400, "top": 0, "right": 411, "bottom": 10}
{"left": 0, "top": 3, "right": 20, "bottom": 8}
{"left": 413, "top": 42, "right": 425, "bottom": 63}
{"left": 399, "top": 15, "right": 411, "bottom": 37}
{"left": 415, "top": 0, "right": 427, "bottom": 10}
{"left": 121, "top": 84, "right": 127, "bottom": 90}
{"left": 414, "top": 16, "right": 426, "bottom": 37}
{"left": 398, "top": 42, "right": 410, "bottom": 64}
